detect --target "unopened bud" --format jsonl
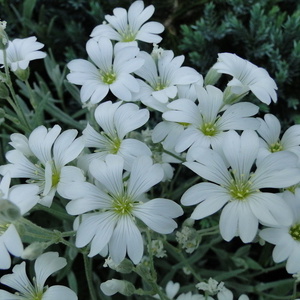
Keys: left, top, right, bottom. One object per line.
{"left": 0, "top": 21, "right": 9, "bottom": 50}
{"left": 223, "top": 86, "right": 248, "bottom": 105}
{"left": 21, "top": 242, "right": 48, "bottom": 260}
{"left": 13, "top": 67, "right": 30, "bottom": 81}
{"left": 100, "top": 279, "right": 135, "bottom": 296}
{"left": 103, "top": 257, "right": 133, "bottom": 274}
{"left": 0, "top": 199, "right": 21, "bottom": 223}
{"left": 151, "top": 44, "right": 164, "bottom": 61}
{"left": 0, "top": 82, "right": 9, "bottom": 98}
{"left": 204, "top": 67, "right": 221, "bottom": 86}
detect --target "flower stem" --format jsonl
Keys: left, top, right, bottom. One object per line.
{"left": 2, "top": 48, "right": 32, "bottom": 133}
{"left": 32, "top": 203, "right": 74, "bottom": 221}
{"left": 83, "top": 254, "right": 98, "bottom": 300}
{"left": 145, "top": 230, "right": 170, "bottom": 300}
{"left": 163, "top": 149, "right": 185, "bottom": 162}
{"left": 164, "top": 241, "right": 203, "bottom": 282}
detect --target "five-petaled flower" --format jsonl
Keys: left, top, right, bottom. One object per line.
{"left": 67, "top": 37, "right": 144, "bottom": 104}
{"left": 0, "top": 252, "right": 78, "bottom": 299}
{"left": 181, "top": 130, "right": 300, "bottom": 243}
{"left": 90, "top": 0, "right": 164, "bottom": 44}
{"left": 62, "top": 154, "right": 183, "bottom": 264}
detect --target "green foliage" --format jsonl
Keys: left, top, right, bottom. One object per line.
{"left": 179, "top": 0, "right": 300, "bottom": 125}
{"left": 1, "top": 1, "right": 300, "bottom": 299}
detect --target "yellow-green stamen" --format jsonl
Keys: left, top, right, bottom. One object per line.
{"left": 0, "top": 223, "right": 9, "bottom": 235}
{"left": 101, "top": 71, "right": 117, "bottom": 85}
{"left": 52, "top": 168, "right": 60, "bottom": 187}
{"left": 228, "top": 172, "right": 254, "bottom": 201}
{"left": 269, "top": 141, "right": 283, "bottom": 153}
{"left": 200, "top": 121, "right": 218, "bottom": 136}
{"left": 120, "top": 26, "right": 136, "bottom": 42}
{"left": 289, "top": 223, "right": 300, "bottom": 241}
{"left": 112, "top": 195, "right": 134, "bottom": 215}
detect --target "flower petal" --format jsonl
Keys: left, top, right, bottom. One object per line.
{"left": 43, "top": 285, "right": 78, "bottom": 300}
{"left": 35, "top": 252, "right": 67, "bottom": 288}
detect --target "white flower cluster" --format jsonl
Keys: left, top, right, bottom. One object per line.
{"left": 145, "top": 280, "right": 249, "bottom": 300}
{"left": 1, "top": 0, "right": 300, "bottom": 299}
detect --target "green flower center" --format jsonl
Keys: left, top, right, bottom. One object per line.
{"left": 289, "top": 223, "right": 300, "bottom": 241}
{"left": 120, "top": 26, "right": 136, "bottom": 42}
{"left": 154, "top": 82, "right": 166, "bottom": 91}
{"left": 153, "top": 76, "right": 169, "bottom": 91}
{"left": 269, "top": 141, "right": 283, "bottom": 153}
{"left": 101, "top": 71, "right": 117, "bottom": 85}
{"left": 200, "top": 121, "right": 218, "bottom": 136}
{"left": 112, "top": 195, "right": 134, "bottom": 215}
{"left": 52, "top": 168, "right": 60, "bottom": 187}
{"left": 32, "top": 291, "right": 44, "bottom": 300}
{"left": 106, "top": 134, "right": 121, "bottom": 154}
{"left": 228, "top": 172, "right": 254, "bottom": 201}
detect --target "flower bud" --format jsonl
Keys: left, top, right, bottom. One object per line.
{"left": 13, "top": 67, "right": 30, "bottom": 81}
{"left": 0, "top": 82, "right": 9, "bottom": 98}
{"left": 223, "top": 86, "right": 248, "bottom": 105}
{"left": 0, "top": 21, "right": 9, "bottom": 50}
{"left": 0, "top": 199, "right": 21, "bottom": 223}
{"left": 21, "top": 242, "right": 48, "bottom": 260}
{"left": 103, "top": 257, "right": 134, "bottom": 274}
{"left": 100, "top": 279, "right": 135, "bottom": 296}
{"left": 204, "top": 67, "right": 221, "bottom": 86}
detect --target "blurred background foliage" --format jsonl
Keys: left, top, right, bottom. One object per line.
{"left": 1, "top": 0, "right": 299, "bottom": 125}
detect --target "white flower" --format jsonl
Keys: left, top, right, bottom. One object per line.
{"left": 153, "top": 281, "right": 180, "bottom": 299}
{"left": 163, "top": 85, "right": 260, "bottom": 155}
{"left": 151, "top": 83, "right": 200, "bottom": 150}
{"left": 238, "top": 296, "right": 249, "bottom": 300}
{"left": 79, "top": 101, "right": 151, "bottom": 171}
{"left": 134, "top": 49, "right": 202, "bottom": 111}
{"left": 181, "top": 130, "right": 300, "bottom": 243}
{"left": 212, "top": 53, "right": 277, "bottom": 105}
{"left": 256, "top": 114, "right": 300, "bottom": 161}
{"left": 63, "top": 155, "right": 183, "bottom": 264}
{"left": 0, "top": 125, "right": 85, "bottom": 207}
{"left": 0, "top": 21, "right": 8, "bottom": 49}
{"left": 91, "top": 1, "right": 164, "bottom": 44}
{"left": 0, "top": 173, "right": 39, "bottom": 269}
{"left": 260, "top": 189, "right": 300, "bottom": 274}
{"left": 67, "top": 38, "right": 143, "bottom": 104}
{"left": 0, "top": 36, "right": 46, "bottom": 71}
{"left": 0, "top": 252, "right": 77, "bottom": 299}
